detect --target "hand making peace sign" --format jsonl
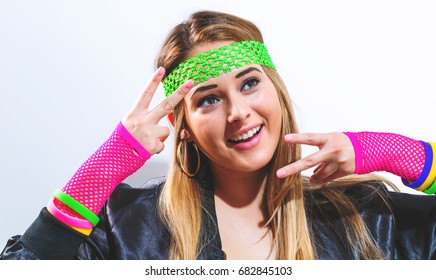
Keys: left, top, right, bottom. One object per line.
{"left": 276, "top": 132, "right": 356, "bottom": 183}
{"left": 121, "top": 67, "right": 193, "bottom": 155}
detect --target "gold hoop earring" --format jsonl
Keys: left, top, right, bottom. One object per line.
{"left": 176, "top": 141, "right": 200, "bottom": 177}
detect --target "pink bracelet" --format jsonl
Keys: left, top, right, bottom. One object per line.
{"left": 47, "top": 197, "right": 94, "bottom": 229}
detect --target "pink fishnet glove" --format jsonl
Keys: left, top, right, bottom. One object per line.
{"left": 344, "top": 132, "right": 425, "bottom": 181}
{"left": 54, "top": 122, "right": 151, "bottom": 218}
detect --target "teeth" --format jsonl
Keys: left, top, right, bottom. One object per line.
{"left": 230, "top": 125, "right": 261, "bottom": 142}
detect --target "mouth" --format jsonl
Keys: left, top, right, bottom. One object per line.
{"left": 228, "top": 125, "right": 262, "bottom": 143}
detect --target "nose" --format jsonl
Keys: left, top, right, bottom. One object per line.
{"left": 227, "top": 94, "right": 251, "bottom": 123}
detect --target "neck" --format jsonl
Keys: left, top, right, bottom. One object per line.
{"left": 211, "top": 164, "right": 275, "bottom": 259}
{"left": 211, "top": 164, "right": 268, "bottom": 209}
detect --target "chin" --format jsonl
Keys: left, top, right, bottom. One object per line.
{"left": 234, "top": 158, "right": 274, "bottom": 173}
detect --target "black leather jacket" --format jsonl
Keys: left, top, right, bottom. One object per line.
{"left": 1, "top": 177, "right": 436, "bottom": 260}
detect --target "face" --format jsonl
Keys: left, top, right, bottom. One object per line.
{"left": 182, "top": 43, "right": 283, "bottom": 174}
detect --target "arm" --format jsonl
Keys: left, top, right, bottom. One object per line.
{"left": 1, "top": 68, "right": 193, "bottom": 259}
{"left": 276, "top": 132, "right": 435, "bottom": 193}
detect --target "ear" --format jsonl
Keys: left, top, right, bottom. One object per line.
{"left": 167, "top": 111, "right": 174, "bottom": 126}
{"left": 179, "top": 128, "right": 193, "bottom": 142}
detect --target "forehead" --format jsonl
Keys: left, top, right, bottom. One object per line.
{"left": 188, "top": 40, "right": 234, "bottom": 57}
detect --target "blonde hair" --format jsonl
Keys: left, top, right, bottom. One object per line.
{"left": 156, "top": 10, "right": 392, "bottom": 259}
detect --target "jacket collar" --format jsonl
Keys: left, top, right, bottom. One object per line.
{"left": 197, "top": 180, "right": 226, "bottom": 260}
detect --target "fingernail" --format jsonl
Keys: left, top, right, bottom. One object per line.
{"left": 185, "top": 80, "right": 194, "bottom": 89}
{"left": 277, "top": 169, "right": 286, "bottom": 178}
{"left": 157, "top": 67, "right": 165, "bottom": 76}
{"left": 284, "top": 135, "right": 293, "bottom": 142}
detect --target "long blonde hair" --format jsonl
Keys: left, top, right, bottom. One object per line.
{"left": 156, "top": 10, "right": 391, "bottom": 259}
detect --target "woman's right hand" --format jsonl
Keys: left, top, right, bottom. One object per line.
{"left": 121, "top": 67, "right": 193, "bottom": 155}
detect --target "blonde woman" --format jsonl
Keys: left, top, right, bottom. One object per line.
{"left": 2, "top": 10, "right": 435, "bottom": 260}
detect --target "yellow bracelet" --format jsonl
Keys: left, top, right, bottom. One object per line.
{"left": 70, "top": 225, "right": 92, "bottom": 236}
{"left": 416, "top": 142, "right": 436, "bottom": 191}
{"left": 423, "top": 177, "right": 436, "bottom": 194}
{"left": 47, "top": 207, "right": 92, "bottom": 236}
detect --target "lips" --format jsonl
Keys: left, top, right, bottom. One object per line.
{"left": 228, "top": 125, "right": 262, "bottom": 143}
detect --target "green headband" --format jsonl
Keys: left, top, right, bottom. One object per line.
{"left": 162, "top": 40, "right": 276, "bottom": 97}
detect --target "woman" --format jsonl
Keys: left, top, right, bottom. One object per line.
{"left": 1, "top": 10, "right": 435, "bottom": 260}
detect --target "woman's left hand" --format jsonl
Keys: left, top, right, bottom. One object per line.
{"left": 276, "top": 132, "right": 356, "bottom": 183}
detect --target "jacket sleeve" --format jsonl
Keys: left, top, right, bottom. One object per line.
{"left": 0, "top": 208, "right": 88, "bottom": 259}
{"left": 0, "top": 180, "right": 166, "bottom": 260}
{"left": 388, "top": 191, "right": 436, "bottom": 259}
{"left": 0, "top": 190, "right": 118, "bottom": 260}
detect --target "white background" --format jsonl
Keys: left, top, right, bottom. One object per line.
{"left": 0, "top": 0, "right": 435, "bottom": 247}
{"left": 0, "top": 260, "right": 434, "bottom": 279}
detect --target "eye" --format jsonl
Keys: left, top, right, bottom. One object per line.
{"left": 197, "top": 95, "right": 220, "bottom": 108}
{"left": 241, "top": 77, "right": 260, "bottom": 91}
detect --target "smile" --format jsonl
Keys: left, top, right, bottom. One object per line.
{"left": 228, "top": 125, "right": 262, "bottom": 143}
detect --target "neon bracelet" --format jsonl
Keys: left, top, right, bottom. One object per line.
{"left": 416, "top": 142, "right": 436, "bottom": 191}
{"left": 47, "top": 197, "right": 94, "bottom": 229}
{"left": 47, "top": 203, "right": 93, "bottom": 235}
{"left": 423, "top": 143, "right": 436, "bottom": 194}
{"left": 53, "top": 189, "right": 100, "bottom": 226}
{"left": 69, "top": 225, "right": 92, "bottom": 236}
{"left": 402, "top": 141, "right": 433, "bottom": 190}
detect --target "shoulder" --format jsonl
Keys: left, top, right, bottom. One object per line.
{"left": 108, "top": 176, "right": 167, "bottom": 211}
{"left": 304, "top": 179, "right": 394, "bottom": 233}
{"left": 304, "top": 180, "right": 391, "bottom": 259}
{"left": 114, "top": 175, "right": 167, "bottom": 195}
{"left": 386, "top": 186, "right": 436, "bottom": 226}
{"left": 305, "top": 180, "right": 390, "bottom": 210}
{"left": 306, "top": 179, "right": 436, "bottom": 213}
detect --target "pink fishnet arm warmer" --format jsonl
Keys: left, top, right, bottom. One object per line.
{"left": 344, "top": 132, "right": 425, "bottom": 181}
{"left": 54, "top": 122, "right": 151, "bottom": 218}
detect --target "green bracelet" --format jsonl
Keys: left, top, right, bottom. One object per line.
{"left": 423, "top": 143, "right": 436, "bottom": 195}
{"left": 53, "top": 189, "right": 100, "bottom": 226}
{"left": 423, "top": 178, "right": 436, "bottom": 195}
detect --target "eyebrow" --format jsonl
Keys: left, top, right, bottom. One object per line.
{"left": 190, "top": 66, "right": 263, "bottom": 99}
{"left": 235, "top": 66, "right": 262, "bottom": 78}
{"left": 191, "top": 84, "right": 218, "bottom": 99}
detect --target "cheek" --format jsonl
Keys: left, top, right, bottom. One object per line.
{"left": 252, "top": 90, "right": 282, "bottom": 122}
{"left": 186, "top": 112, "right": 225, "bottom": 146}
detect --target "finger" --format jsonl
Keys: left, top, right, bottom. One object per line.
{"left": 313, "top": 163, "right": 323, "bottom": 174}
{"left": 150, "top": 80, "right": 194, "bottom": 122}
{"left": 154, "top": 126, "right": 171, "bottom": 142}
{"left": 310, "top": 163, "right": 327, "bottom": 182}
{"left": 142, "top": 126, "right": 170, "bottom": 154}
{"left": 311, "top": 163, "right": 338, "bottom": 183}
{"left": 284, "top": 133, "right": 328, "bottom": 147}
{"left": 133, "top": 67, "right": 166, "bottom": 111}
{"left": 276, "top": 150, "right": 327, "bottom": 178}
{"left": 152, "top": 140, "right": 165, "bottom": 155}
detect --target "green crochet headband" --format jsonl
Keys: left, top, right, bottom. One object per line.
{"left": 162, "top": 40, "right": 276, "bottom": 97}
